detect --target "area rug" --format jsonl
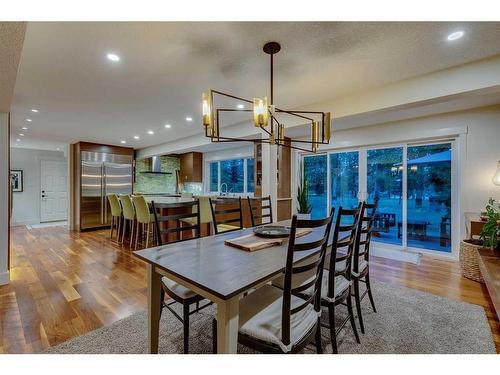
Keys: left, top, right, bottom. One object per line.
{"left": 46, "top": 281, "right": 495, "bottom": 354}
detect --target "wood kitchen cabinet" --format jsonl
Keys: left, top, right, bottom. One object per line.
{"left": 179, "top": 152, "right": 203, "bottom": 182}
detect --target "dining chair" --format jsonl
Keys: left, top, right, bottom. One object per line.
{"left": 351, "top": 201, "right": 378, "bottom": 334}
{"left": 152, "top": 199, "right": 211, "bottom": 354}
{"left": 272, "top": 207, "right": 361, "bottom": 353}
{"left": 107, "top": 193, "right": 122, "bottom": 241}
{"left": 118, "top": 195, "right": 136, "bottom": 246}
{"left": 209, "top": 197, "right": 243, "bottom": 234}
{"left": 132, "top": 195, "right": 155, "bottom": 250}
{"left": 247, "top": 195, "right": 273, "bottom": 227}
{"left": 213, "top": 210, "right": 335, "bottom": 353}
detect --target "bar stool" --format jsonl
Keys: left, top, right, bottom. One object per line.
{"left": 107, "top": 193, "right": 122, "bottom": 241}
{"left": 180, "top": 196, "right": 213, "bottom": 237}
{"left": 132, "top": 195, "right": 155, "bottom": 250}
{"left": 118, "top": 195, "right": 136, "bottom": 246}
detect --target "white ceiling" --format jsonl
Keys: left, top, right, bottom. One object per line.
{"left": 11, "top": 22, "right": 500, "bottom": 151}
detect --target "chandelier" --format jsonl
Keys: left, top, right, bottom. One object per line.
{"left": 201, "top": 42, "right": 331, "bottom": 153}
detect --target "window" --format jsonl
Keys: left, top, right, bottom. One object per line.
{"left": 208, "top": 157, "right": 254, "bottom": 194}
{"left": 303, "top": 154, "right": 327, "bottom": 219}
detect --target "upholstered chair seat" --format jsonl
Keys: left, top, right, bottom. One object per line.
{"left": 238, "top": 285, "right": 319, "bottom": 353}
{"left": 161, "top": 277, "right": 198, "bottom": 300}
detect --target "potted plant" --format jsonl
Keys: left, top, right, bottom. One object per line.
{"left": 297, "top": 174, "right": 312, "bottom": 220}
{"left": 460, "top": 198, "right": 500, "bottom": 282}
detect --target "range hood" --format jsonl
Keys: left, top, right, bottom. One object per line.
{"left": 140, "top": 156, "right": 172, "bottom": 174}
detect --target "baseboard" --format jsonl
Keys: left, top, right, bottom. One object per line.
{"left": 371, "top": 246, "right": 422, "bottom": 265}
{"left": 11, "top": 220, "right": 40, "bottom": 227}
{"left": 0, "top": 271, "right": 10, "bottom": 285}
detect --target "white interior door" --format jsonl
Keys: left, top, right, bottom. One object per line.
{"left": 41, "top": 160, "right": 68, "bottom": 222}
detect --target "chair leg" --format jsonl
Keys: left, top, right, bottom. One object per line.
{"left": 353, "top": 278, "right": 365, "bottom": 334}
{"left": 347, "top": 290, "right": 361, "bottom": 344}
{"left": 121, "top": 219, "right": 127, "bottom": 244}
{"left": 117, "top": 216, "right": 122, "bottom": 242}
{"left": 315, "top": 318, "right": 323, "bottom": 354}
{"left": 328, "top": 304, "right": 338, "bottom": 354}
{"left": 212, "top": 318, "right": 217, "bottom": 354}
{"left": 146, "top": 222, "right": 151, "bottom": 248}
{"left": 134, "top": 221, "right": 140, "bottom": 250}
{"left": 183, "top": 303, "right": 190, "bottom": 354}
{"left": 365, "top": 271, "right": 377, "bottom": 313}
{"left": 110, "top": 216, "right": 114, "bottom": 239}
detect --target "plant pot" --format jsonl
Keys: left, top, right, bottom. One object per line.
{"left": 296, "top": 213, "right": 311, "bottom": 220}
{"left": 459, "top": 240, "right": 484, "bottom": 283}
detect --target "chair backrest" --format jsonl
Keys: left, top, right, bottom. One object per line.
{"left": 152, "top": 199, "right": 201, "bottom": 246}
{"left": 352, "top": 201, "right": 378, "bottom": 274}
{"left": 132, "top": 195, "right": 150, "bottom": 224}
{"left": 107, "top": 194, "right": 122, "bottom": 217}
{"left": 280, "top": 208, "right": 335, "bottom": 347}
{"left": 326, "top": 206, "right": 361, "bottom": 298}
{"left": 247, "top": 195, "right": 273, "bottom": 227}
{"left": 119, "top": 195, "right": 135, "bottom": 220}
{"left": 194, "top": 196, "right": 213, "bottom": 224}
{"left": 209, "top": 197, "right": 243, "bottom": 234}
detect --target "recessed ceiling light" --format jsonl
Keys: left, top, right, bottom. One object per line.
{"left": 120, "top": 140, "right": 126, "bottom": 144}
{"left": 237, "top": 104, "right": 244, "bottom": 109}
{"left": 107, "top": 53, "right": 120, "bottom": 62}
{"left": 21, "top": 127, "right": 28, "bottom": 130}
{"left": 25, "top": 118, "right": 32, "bottom": 122}
{"left": 147, "top": 130, "right": 154, "bottom": 135}
{"left": 133, "top": 135, "right": 140, "bottom": 140}
{"left": 56, "top": 147, "right": 60, "bottom": 151}
{"left": 19, "top": 133, "right": 24, "bottom": 137}
{"left": 447, "top": 31, "right": 464, "bottom": 41}
{"left": 16, "top": 139, "right": 21, "bottom": 142}
{"left": 31, "top": 109, "right": 38, "bottom": 113}
{"left": 164, "top": 124, "right": 172, "bottom": 129}
{"left": 186, "top": 117, "right": 193, "bottom": 122}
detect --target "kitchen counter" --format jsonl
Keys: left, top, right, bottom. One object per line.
{"left": 144, "top": 196, "right": 195, "bottom": 204}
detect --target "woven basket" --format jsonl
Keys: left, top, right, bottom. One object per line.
{"left": 459, "top": 241, "right": 484, "bottom": 283}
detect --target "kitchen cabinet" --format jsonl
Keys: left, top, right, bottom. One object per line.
{"left": 179, "top": 152, "right": 203, "bottom": 182}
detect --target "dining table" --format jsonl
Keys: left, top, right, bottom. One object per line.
{"left": 133, "top": 219, "right": 324, "bottom": 354}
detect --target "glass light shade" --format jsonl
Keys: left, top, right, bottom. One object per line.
{"left": 493, "top": 161, "right": 500, "bottom": 186}
{"left": 324, "top": 112, "right": 331, "bottom": 142}
{"left": 277, "top": 124, "right": 285, "bottom": 144}
{"left": 202, "top": 91, "right": 213, "bottom": 129}
{"left": 311, "top": 121, "right": 319, "bottom": 152}
{"left": 253, "top": 97, "right": 268, "bottom": 127}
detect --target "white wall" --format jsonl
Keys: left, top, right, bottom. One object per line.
{"left": 10, "top": 148, "right": 67, "bottom": 226}
{"left": 0, "top": 113, "right": 9, "bottom": 285}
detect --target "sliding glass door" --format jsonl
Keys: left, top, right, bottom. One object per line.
{"left": 407, "top": 143, "right": 452, "bottom": 252}
{"left": 367, "top": 147, "right": 403, "bottom": 246}
{"left": 303, "top": 154, "right": 327, "bottom": 219}
{"left": 301, "top": 140, "right": 455, "bottom": 254}
{"left": 330, "top": 151, "right": 359, "bottom": 210}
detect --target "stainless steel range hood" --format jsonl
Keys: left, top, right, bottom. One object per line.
{"left": 140, "top": 156, "right": 172, "bottom": 174}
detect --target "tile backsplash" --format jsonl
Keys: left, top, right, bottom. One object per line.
{"left": 134, "top": 156, "right": 180, "bottom": 194}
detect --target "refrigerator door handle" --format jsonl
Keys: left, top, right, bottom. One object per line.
{"left": 101, "top": 164, "right": 105, "bottom": 224}
{"left": 103, "top": 164, "right": 108, "bottom": 224}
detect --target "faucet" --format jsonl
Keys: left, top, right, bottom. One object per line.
{"left": 220, "top": 183, "right": 228, "bottom": 196}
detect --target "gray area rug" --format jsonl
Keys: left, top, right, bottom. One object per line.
{"left": 46, "top": 281, "right": 495, "bottom": 354}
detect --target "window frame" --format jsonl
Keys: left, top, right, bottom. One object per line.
{"left": 207, "top": 157, "right": 255, "bottom": 195}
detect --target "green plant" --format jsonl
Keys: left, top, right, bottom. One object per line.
{"left": 297, "top": 175, "right": 312, "bottom": 214}
{"left": 480, "top": 198, "right": 500, "bottom": 249}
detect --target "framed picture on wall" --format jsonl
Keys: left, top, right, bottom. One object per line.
{"left": 11, "top": 170, "right": 24, "bottom": 192}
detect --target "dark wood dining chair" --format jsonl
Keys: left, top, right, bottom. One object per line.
{"left": 247, "top": 195, "right": 273, "bottom": 227}
{"left": 213, "top": 210, "right": 335, "bottom": 353}
{"left": 209, "top": 197, "right": 243, "bottom": 234}
{"left": 351, "top": 201, "right": 378, "bottom": 334}
{"left": 322, "top": 206, "right": 362, "bottom": 353}
{"left": 151, "top": 199, "right": 211, "bottom": 354}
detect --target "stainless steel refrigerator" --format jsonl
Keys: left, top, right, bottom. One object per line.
{"left": 80, "top": 151, "right": 133, "bottom": 230}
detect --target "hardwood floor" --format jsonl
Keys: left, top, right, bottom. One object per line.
{"left": 1, "top": 225, "right": 499, "bottom": 353}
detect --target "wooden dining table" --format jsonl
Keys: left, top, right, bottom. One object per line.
{"left": 133, "top": 220, "right": 324, "bottom": 354}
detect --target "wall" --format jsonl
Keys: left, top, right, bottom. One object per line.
{"left": 134, "top": 156, "right": 180, "bottom": 194}
{"left": 0, "top": 113, "right": 9, "bottom": 284}
{"left": 10, "top": 148, "right": 67, "bottom": 226}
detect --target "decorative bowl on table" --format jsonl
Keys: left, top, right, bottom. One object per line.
{"left": 253, "top": 225, "right": 290, "bottom": 238}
